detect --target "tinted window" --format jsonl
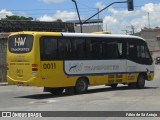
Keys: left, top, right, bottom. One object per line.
{"left": 40, "top": 37, "right": 127, "bottom": 61}
{"left": 74, "top": 38, "right": 86, "bottom": 60}
{"left": 40, "top": 37, "right": 58, "bottom": 60}
{"left": 8, "top": 34, "right": 33, "bottom": 53}
{"left": 127, "top": 41, "right": 137, "bottom": 61}
{"left": 137, "top": 43, "right": 153, "bottom": 65}
{"left": 86, "top": 38, "right": 124, "bottom": 60}
{"left": 58, "top": 38, "right": 86, "bottom": 60}
{"left": 58, "top": 38, "right": 71, "bottom": 60}
{"left": 127, "top": 39, "right": 153, "bottom": 65}
{"left": 86, "top": 39, "right": 102, "bottom": 59}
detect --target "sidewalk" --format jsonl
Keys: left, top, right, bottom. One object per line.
{"left": 0, "top": 82, "right": 8, "bottom": 86}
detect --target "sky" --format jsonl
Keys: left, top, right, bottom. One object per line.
{"left": 0, "top": 0, "right": 160, "bottom": 34}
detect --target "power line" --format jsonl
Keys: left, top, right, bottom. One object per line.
{"left": 76, "top": 0, "right": 96, "bottom": 9}
{"left": 3, "top": 3, "right": 160, "bottom": 13}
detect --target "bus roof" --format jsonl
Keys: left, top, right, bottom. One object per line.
{"left": 9, "top": 31, "right": 145, "bottom": 41}
{"left": 62, "top": 32, "right": 145, "bottom": 41}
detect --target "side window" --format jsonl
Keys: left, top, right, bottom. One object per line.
{"left": 137, "top": 43, "right": 153, "bottom": 65}
{"left": 75, "top": 39, "right": 86, "bottom": 60}
{"left": 92, "top": 40, "right": 102, "bottom": 59}
{"left": 106, "top": 41, "right": 119, "bottom": 59}
{"left": 137, "top": 45, "right": 146, "bottom": 58}
{"left": 127, "top": 41, "right": 137, "bottom": 61}
{"left": 58, "top": 38, "right": 71, "bottom": 60}
{"left": 145, "top": 46, "right": 151, "bottom": 59}
{"left": 86, "top": 39, "right": 103, "bottom": 60}
{"left": 86, "top": 38, "right": 124, "bottom": 60}
{"left": 117, "top": 42, "right": 123, "bottom": 56}
{"left": 86, "top": 39, "right": 92, "bottom": 59}
{"left": 101, "top": 41, "right": 108, "bottom": 59}
{"left": 58, "top": 38, "right": 86, "bottom": 60}
{"left": 145, "top": 45, "right": 153, "bottom": 64}
{"left": 40, "top": 37, "right": 58, "bottom": 61}
{"left": 127, "top": 39, "right": 153, "bottom": 65}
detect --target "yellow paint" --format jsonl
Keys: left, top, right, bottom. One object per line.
{"left": 7, "top": 31, "right": 154, "bottom": 88}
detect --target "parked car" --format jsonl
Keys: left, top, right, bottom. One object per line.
{"left": 155, "top": 57, "right": 160, "bottom": 64}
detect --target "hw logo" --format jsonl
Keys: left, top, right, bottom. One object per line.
{"left": 14, "top": 37, "right": 26, "bottom": 46}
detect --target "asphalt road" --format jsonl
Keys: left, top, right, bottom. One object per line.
{"left": 0, "top": 66, "right": 160, "bottom": 120}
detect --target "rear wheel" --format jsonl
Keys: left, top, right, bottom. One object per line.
{"left": 44, "top": 87, "right": 64, "bottom": 95}
{"left": 75, "top": 78, "right": 88, "bottom": 94}
{"left": 50, "top": 88, "right": 64, "bottom": 95}
{"left": 110, "top": 83, "right": 118, "bottom": 89}
{"left": 65, "top": 87, "right": 74, "bottom": 95}
{"left": 128, "top": 82, "right": 137, "bottom": 89}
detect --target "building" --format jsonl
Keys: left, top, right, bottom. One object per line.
{"left": 140, "top": 28, "right": 160, "bottom": 59}
{"left": 67, "top": 19, "right": 103, "bottom": 33}
{"left": 0, "top": 33, "right": 9, "bottom": 82}
{"left": 0, "top": 20, "right": 74, "bottom": 32}
{"left": 74, "top": 24, "right": 102, "bottom": 33}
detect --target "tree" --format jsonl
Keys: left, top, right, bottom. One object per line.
{"left": 1, "top": 15, "right": 33, "bottom": 21}
{"left": 134, "top": 31, "right": 141, "bottom": 36}
{"left": 56, "top": 19, "right": 63, "bottom": 22}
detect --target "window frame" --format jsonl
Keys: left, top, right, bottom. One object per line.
{"left": 127, "top": 38, "right": 153, "bottom": 65}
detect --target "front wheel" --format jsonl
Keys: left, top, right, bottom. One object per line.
{"left": 75, "top": 78, "right": 88, "bottom": 94}
{"left": 136, "top": 74, "right": 145, "bottom": 89}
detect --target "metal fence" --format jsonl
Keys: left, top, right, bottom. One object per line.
{"left": 0, "top": 38, "right": 7, "bottom": 82}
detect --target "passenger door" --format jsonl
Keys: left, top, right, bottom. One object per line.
{"left": 40, "top": 37, "right": 58, "bottom": 84}
{"left": 126, "top": 40, "right": 138, "bottom": 82}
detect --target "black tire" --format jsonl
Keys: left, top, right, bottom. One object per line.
{"left": 128, "top": 82, "right": 137, "bottom": 89}
{"left": 75, "top": 78, "right": 88, "bottom": 94}
{"left": 136, "top": 74, "right": 145, "bottom": 89}
{"left": 50, "top": 88, "right": 64, "bottom": 95}
{"left": 65, "top": 87, "right": 74, "bottom": 95}
{"left": 110, "top": 83, "right": 118, "bottom": 89}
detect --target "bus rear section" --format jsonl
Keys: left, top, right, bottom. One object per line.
{"left": 7, "top": 33, "right": 38, "bottom": 86}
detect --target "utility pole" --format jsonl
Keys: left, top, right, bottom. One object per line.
{"left": 121, "top": 30, "right": 129, "bottom": 35}
{"left": 72, "top": 0, "right": 82, "bottom": 33}
{"left": 127, "top": 25, "right": 135, "bottom": 35}
{"left": 147, "top": 12, "right": 151, "bottom": 28}
{"left": 106, "top": 24, "right": 107, "bottom": 31}
{"left": 131, "top": 25, "right": 135, "bottom": 35}
{"left": 97, "top": 8, "right": 100, "bottom": 32}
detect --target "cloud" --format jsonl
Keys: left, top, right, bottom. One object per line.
{"left": 42, "top": 0, "right": 65, "bottom": 4}
{"left": 103, "top": 3, "right": 160, "bottom": 34}
{"left": 103, "top": 16, "right": 118, "bottom": 25}
{"left": 37, "top": 10, "right": 78, "bottom": 21}
{"left": 0, "top": 9, "right": 13, "bottom": 19}
{"left": 37, "top": 3, "right": 160, "bottom": 34}
{"left": 95, "top": 2, "right": 105, "bottom": 10}
{"left": 37, "top": 14, "right": 55, "bottom": 21}
{"left": 142, "top": 3, "right": 155, "bottom": 12}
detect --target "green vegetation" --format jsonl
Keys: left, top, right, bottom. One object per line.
{"left": 1, "top": 15, "right": 33, "bottom": 21}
